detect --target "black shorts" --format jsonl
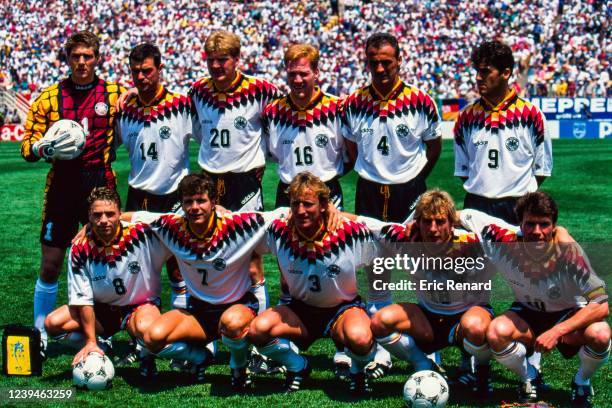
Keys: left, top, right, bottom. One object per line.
{"left": 509, "top": 302, "right": 580, "bottom": 358}
{"left": 463, "top": 193, "right": 519, "bottom": 225}
{"left": 275, "top": 176, "right": 344, "bottom": 210}
{"left": 417, "top": 304, "right": 494, "bottom": 354}
{"left": 125, "top": 186, "right": 181, "bottom": 213}
{"left": 187, "top": 292, "right": 259, "bottom": 340}
{"left": 203, "top": 168, "right": 263, "bottom": 211}
{"left": 285, "top": 297, "right": 364, "bottom": 350}
{"left": 93, "top": 299, "right": 160, "bottom": 337}
{"left": 355, "top": 175, "right": 426, "bottom": 222}
{"left": 41, "top": 166, "right": 116, "bottom": 248}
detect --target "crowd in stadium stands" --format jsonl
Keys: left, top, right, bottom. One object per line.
{"left": 1, "top": 0, "right": 609, "bottom": 102}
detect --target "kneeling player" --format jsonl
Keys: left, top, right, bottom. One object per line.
{"left": 248, "top": 172, "right": 378, "bottom": 395}
{"left": 461, "top": 192, "right": 610, "bottom": 406}
{"left": 137, "top": 174, "right": 283, "bottom": 390}
{"left": 361, "top": 190, "right": 494, "bottom": 395}
{"left": 44, "top": 188, "right": 169, "bottom": 378}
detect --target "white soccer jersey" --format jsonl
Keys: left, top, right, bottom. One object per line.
{"left": 68, "top": 222, "right": 170, "bottom": 307}
{"left": 135, "top": 208, "right": 286, "bottom": 305}
{"left": 189, "top": 72, "right": 279, "bottom": 173}
{"left": 453, "top": 90, "right": 553, "bottom": 198}
{"left": 263, "top": 89, "right": 344, "bottom": 183}
{"left": 341, "top": 81, "right": 441, "bottom": 184}
{"left": 460, "top": 209, "right": 607, "bottom": 312}
{"left": 261, "top": 217, "right": 378, "bottom": 307}
{"left": 360, "top": 216, "right": 491, "bottom": 315}
{"left": 116, "top": 88, "right": 196, "bottom": 194}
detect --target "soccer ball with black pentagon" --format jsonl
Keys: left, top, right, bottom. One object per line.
{"left": 403, "top": 370, "right": 449, "bottom": 407}
{"left": 73, "top": 351, "right": 115, "bottom": 390}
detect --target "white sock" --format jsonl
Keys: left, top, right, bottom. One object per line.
{"left": 206, "top": 340, "right": 217, "bottom": 357}
{"left": 258, "top": 338, "right": 307, "bottom": 372}
{"left": 377, "top": 332, "right": 432, "bottom": 371}
{"left": 222, "top": 335, "right": 249, "bottom": 369}
{"left": 250, "top": 279, "right": 269, "bottom": 314}
{"left": 34, "top": 278, "right": 58, "bottom": 347}
{"left": 374, "top": 343, "right": 392, "bottom": 366}
{"left": 528, "top": 351, "right": 541, "bottom": 371}
{"left": 156, "top": 342, "right": 208, "bottom": 364}
{"left": 574, "top": 342, "right": 610, "bottom": 386}
{"left": 346, "top": 345, "right": 376, "bottom": 374}
{"left": 493, "top": 341, "right": 536, "bottom": 380}
{"left": 463, "top": 338, "right": 491, "bottom": 366}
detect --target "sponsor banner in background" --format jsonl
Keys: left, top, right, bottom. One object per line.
{"left": 559, "top": 120, "right": 612, "bottom": 139}
{"left": 528, "top": 97, "right": 612, "bottom": 120}
{"left": 0, "top": 124, "right": 25, "bottom": 141}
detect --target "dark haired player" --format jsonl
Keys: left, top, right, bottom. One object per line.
{"left": 21, "top": 31, "right": 125, "bottom": 350}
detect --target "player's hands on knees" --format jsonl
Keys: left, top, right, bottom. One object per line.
{"left": 116, "top": 87, "right": 138, "bottom": 111}
{"left": 73, "top": 341, "right": 104, "bottom": 366}
{"left": 534, "top": 327, "right": 563, "bottom": 353}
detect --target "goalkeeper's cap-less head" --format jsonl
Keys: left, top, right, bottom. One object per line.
{"left": 471, "top": 41, "right": 515, "bottom": 74}
{"left": 65, "top": 31, "right": 100, "bottom": 58}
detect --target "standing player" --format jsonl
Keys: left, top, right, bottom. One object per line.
{"left": 44, "top": 188, "right": 169, "bottom": 378}
{"left": 115, "top": 42, "right": 195, "bottom": 365}
{"left": 248, "top": 172, "right": 379, "bottom": 395}
{"left": 460, "top": 192, "right": 609, "bottom": 406}
{"left": 454, "top": 40, "right": 552, "bottom": 224}
{"left": 190, "top": 30, "right": 280, "bottom": 321}
{"left": 135, "top": 174, "right": 285, "bottom": 390}
{"left": 21, "top": 31, "right": 124, "bottom": 349}
{"left": 341, "top": 31, "right": 441, "bottom": 376}
{"left": 341, "top": 32, "right": 441, "bottom": 223}
{"left": 357, "top": 190, "right": 494, "bottom": 396}
{"left": 264, "top": 44, "right": 346, "bottom": 209}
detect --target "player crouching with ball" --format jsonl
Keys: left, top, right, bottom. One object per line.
{"left": 248, "top": 172, "right": 379, "bottom": 395}
{"left": 45, "top": 188, "right": 169, "bottom": 379}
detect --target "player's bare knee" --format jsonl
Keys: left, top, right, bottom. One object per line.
{"left": 461, "top": 315, "right": 488, "bottom": 342}
{"left": 44, "top": 313, "right": 63, "bottom": 336}
{"left": 220, "top": 314, "right": 251, "bottom": 339}
{"left": 145, "top": 324, "right": 168, "bottom": 351}
{"left": 584, "top": 321, "right": 611, "bottom": 351}
{"left": 487, "top": 318, "right": 513, "bottom": 349}
{"left": 247, "top": 316, "right": 274, "bottom": 345}
{"left": 370, "top": 309, "right": 394, "bottom": 337}
{"left": 344, "top": 326, "right": 374, "bottom": 354}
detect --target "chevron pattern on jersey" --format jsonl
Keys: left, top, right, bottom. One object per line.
{"left": 152, "top": 212, "right": 265, "bottom": 259}
{"left": 121, "top": 89, "right": 193, "bottom": 127}
{"left": 454, "top": 94, "right": 545, "bottom": 147}
{"left": 263, "top": 91, "right": 341, "bottom": 130}
{"left": 343, "top": 82, "right": 438, "bottom": 124}
{"left": 189, "top": 73, "right": 278, "bottom": 112}
{"left": 71, "top": 223, "right": 155, "bottom": 270}
{"left": 269, "top": 218, "right": 373, "bottom": 264}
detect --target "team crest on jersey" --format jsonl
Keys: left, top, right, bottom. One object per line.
{"left": 234, "top": 116, "right": 248, "bottom": 130}
{"left": 159, "top": 126, "right": 172, "bottom": 140}
{"left": 326, "top": 264, "right": 341, "bottom": 278}
{"left": 95, "top": 102, "right": 109, "bottom": 116}
{"left": 396, "top": 124, "right": 411, "bottom": 139}
{"left": 505, "top": 137, "right": 519, "bottom": 151}
{"left": 128, "top": 261, "right": 141, "bottom": 274}
{"left": 213, "top": 258, "right": 227, "bottom": 271}
{"left": 315, "top": 134, "right": 329, "bottom": 148}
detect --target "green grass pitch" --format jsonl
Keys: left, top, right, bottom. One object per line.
{"left": 0, "top": 139, "right": 610, "bottom": 407}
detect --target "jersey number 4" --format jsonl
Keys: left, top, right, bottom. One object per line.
{"left": 377, "top": 136, "right": 389, "bottom": 156}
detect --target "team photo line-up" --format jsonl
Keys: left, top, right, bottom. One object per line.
{"left": 20, "top": 28, "right": 608, "bottom": 406}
